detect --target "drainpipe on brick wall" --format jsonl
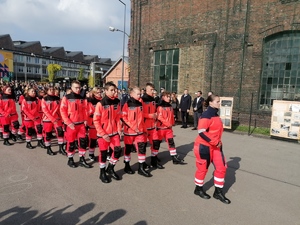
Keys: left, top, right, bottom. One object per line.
{"left": 238, "top": 0, "right": 251, "bottom": 110}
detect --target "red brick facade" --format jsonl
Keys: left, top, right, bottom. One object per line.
{"left": 129, "top": 0, "right": 300, "bottom": 127}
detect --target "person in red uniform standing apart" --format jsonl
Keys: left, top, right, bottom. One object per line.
{"left": 122, "top": 86, "right": 151, "bottom": 177}
{"left": 156, "top": 92, "right": 185, "bottom": 165}
{"left": 21, "top": 88, "right": 44, "bottom": 149}
{"left": 193, "top": 94, "right": 231, "bottom": 204}
{"left": 60, "top": 80, "right": 92, "bottom": 169}
{"left": 41, "top": 86, "right": 66, "bottom": 156}
{"left": 86, "top": 87, "right": 102, "bottom": 161}
{"left": 0, "top": 86, "right": 20, "bottom": 146}
{"left": 93, "top": 82, "right": 122, "bottom": 183}
{"left": 141, "top": 83, "right": 164, "bottom": 169}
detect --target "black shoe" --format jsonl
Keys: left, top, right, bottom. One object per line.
{"left": 194, "top": 186, "right": 211, "bottom": 199}
{"left": 151, "top": 156, "right": 164, "bottom": 169}
{"left": 191, "top": 127, "right": 197, "bottom": 130}
{"left": 124, "top": 161, "right": 135, "bottom": 174}
{"left": 67, "top": 157, "right": 77, "bottom": 168}
{"left": 213, "top": 187, "right": 231, "bottom": 204}
{"left": 11, "top": 134, "right": 17, "bottom": 142}
{"left": 46, "top": 146, "right": 55, "bottom": 156}
{"left": 26, "top": 142, "right": 35, "bottom": 149}
{"left": 79, "top": 156, "right": 93, "bottom": 168}
{"left": 180, "top": 126, "right": 184, "bottom": 128}
{"left": 37, "top": 140, "right": 46, "bottom": 148}
{"left": 99, "top": 168, "right": 111, "bottom": 183}
{"left": 17, "top": 134, "right": 25, "bottom": 141}
{"left": 58, "top": 144, "right": 67, "bottom": 156}
{"left": 3, "top": 138, "right": 13, "bottom": 146}
{"left": 106, "top": 163, "right": 120, "bottom": 180}
{"left": 143, "top": 162, "right": 151, "bottom": 170}
{"left": 172, "top": 155, "right": 185, "bottom": 165}
{"left": 89, "top": 154, "right": 95, "bottom": 161}
{"left": 131, "top": 146, "right": 137, "bottom": 153}
{"left": 138, "top": 163, "right": 152, "bottom": 177}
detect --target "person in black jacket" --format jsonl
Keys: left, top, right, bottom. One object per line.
{"left": 179, "top": 89, "right": 192, "bottom": 128}
{"left": 191, "top": 91, "right": 204, "bottom": 130}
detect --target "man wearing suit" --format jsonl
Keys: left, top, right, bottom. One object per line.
{"left": 179, "top": 89, "right": 192, "bottom": 128}
{"left": 191, "top": 91, "right": 204, "bottom": 130}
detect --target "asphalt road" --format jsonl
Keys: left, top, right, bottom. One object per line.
{"left": 0, "top": 125, "right": 299, "bottom": 225}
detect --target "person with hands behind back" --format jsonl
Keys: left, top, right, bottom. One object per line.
{"left": 60, "top": 80, "right": 92, "bottom": 169}
{"left": 121, "top": 86, "right": 151, "bottom": 177}
{"left": 156, "top": 92, "right": 185, "bottom": 165}
{"left": 21, "top": 88, "right": 44, "bottom": 149}
{"left": 93, "top": 82, "right": 122, "bottom": 183}
{"left": 193, "top": 94, "right": 231, "bottom": 204}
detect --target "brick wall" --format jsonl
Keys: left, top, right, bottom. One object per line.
{"left": 130, "top": 0, "right": 300, "bottom": 128}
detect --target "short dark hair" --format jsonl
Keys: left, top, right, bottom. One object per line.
{"left": 161, "top": 91, "right": 171, "bottom": 97}
{"left": 104, "top": 81, "right": 117, "bottom": 90}
{"left": 146, "top": 83, "right": 155, "bottom": 88}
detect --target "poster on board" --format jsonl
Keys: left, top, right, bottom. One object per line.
{"left": 270, "top": 100, "right": 300, "bottom": 140}
{"left": 219, "top": 97, "right": 234, "bottom": 129}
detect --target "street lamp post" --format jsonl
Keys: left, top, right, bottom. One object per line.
{"left": 109, "top": 0, "right": 127, "bottom": 90}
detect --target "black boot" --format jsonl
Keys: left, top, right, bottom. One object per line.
{"left": 213, "top": 187, "right": 231, "bottom": 204}
{"left": 37, "top": 139, "right": 46, "bottom": 148}
{"left": 58, "top": 144, "right": 67, "bottom": 156}
{"left": 67, "top": 157, "right": 77, "bottom": 168}
{"left": 172, "top": 155, "right": 185, "bottom": 165}
{"left": 89, "top": 153, "right": 95, "bottom": 161}
{"left": 106, "top": 163, "right": 120, "bottom": 180}
{"left": 17, "top": 134, "right": 25, "bottom": 141}
{"left": 124, "top": 161, "right": 135, "bottom": 174}
{"left": 194, "top": 186, "right": 211, "bottom": 199}
{"left": 3, "top": 138, "right": 13, "bottom": 146}
{"left": 46, "top": 146, "right": 55, "bottom": 156}
{"left": 138, "top": 163, "right": 152, "bottom": 177}
{"left": 10, "top": 134, "right": 17, "bottom": 142}
{"left": 26, "top": 142, "right": 35, "bottom": 149}
{"left": 79, "top": 156, "right": 93, "bottom": 168}
{"left": 99, "top": 168, "right": 111, "bottom": 183}
{"left": 151, "top": 156, "right": 164, "bottom": 169}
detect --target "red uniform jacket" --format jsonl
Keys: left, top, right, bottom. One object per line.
{"left": 41, "top": 95, "right": 61, "bottom": 123}
{"left": 21, "top": 96, "right": 40, "bottom": 121}
{"left": 156, "top": 100, "right": 175, "bottom": 129}
{"left": 196, "top": 106, "right": 223, "bottom": 147}
{"left": 87, "top": 96, "right": 102, "bottom": 128}
{"left": 93, "top": 95, "right": 121, "bottom": 137}
{"left": 60, "top": 92, "right": 87, "bottom": 125}
{"left": 19, "top": 94, "right": 25, "bottom": 106}
{"left": 122, "top": 97, "right": 146, "bottom": 135}
{"left": 142, "top": 93, "right": 157, "bottom": 130}
{"left": 0, "top": 94, "right": 18, "bottom": 117}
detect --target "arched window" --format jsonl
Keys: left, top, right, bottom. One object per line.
{"left": 259, "top": 31, "right": 300, "bottom": 110}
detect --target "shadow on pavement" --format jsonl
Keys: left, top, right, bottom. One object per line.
{"left": 203, "top": 156, "right": 241, "bottom": 194}
{"left": 0, "top": 203, "right": 144, "bottom": 225}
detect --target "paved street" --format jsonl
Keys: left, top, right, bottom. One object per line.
{"left": 0, "top": 125, "right": 299, "bottom": 225}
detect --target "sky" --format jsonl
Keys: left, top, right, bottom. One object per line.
{"left": 0, "top": 0, "right": 131, "bottom": 61}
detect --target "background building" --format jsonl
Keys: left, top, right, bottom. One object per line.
{"left": 129, "top": 0, "right": 300, "bottom": 126}
{"left": 0, "top": 34, "right": 112, "bottom": 85}
{"left": 102, "top": 56, "right": 129, "bottom": 89}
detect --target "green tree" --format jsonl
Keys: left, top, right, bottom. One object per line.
{"left": 47, "top": 64, "right": 62, "bottom": 83}
{"left": 78, "top": 68, "right": 85, "bottom": 81}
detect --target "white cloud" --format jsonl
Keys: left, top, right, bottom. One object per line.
{"left": 0, "top": 0, "right": 130, "bottom": 60}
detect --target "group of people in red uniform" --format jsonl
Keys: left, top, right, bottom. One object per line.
{"left": 0, "top": 80, "right": 231, "bottom": 204}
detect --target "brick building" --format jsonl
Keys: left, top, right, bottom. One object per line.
{"left": 129, "top": 0, "right": 300, "bottom": 127}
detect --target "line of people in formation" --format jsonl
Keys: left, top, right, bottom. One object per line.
{"left": 0, "top": 81, "right": 231, "bottom": 204}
